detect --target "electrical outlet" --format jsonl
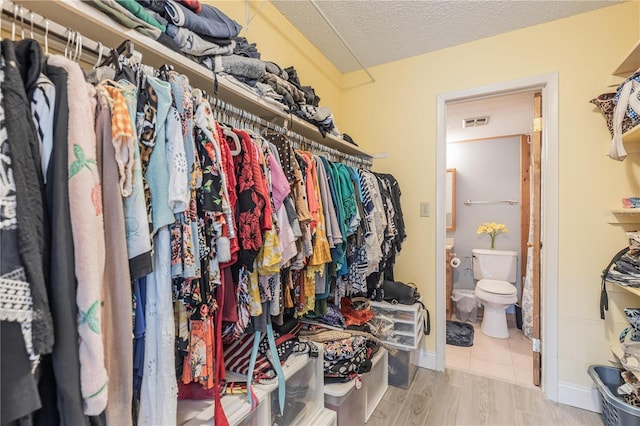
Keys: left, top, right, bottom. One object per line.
{"left": 420, "top": 201, "right": 431, "bottom": 217}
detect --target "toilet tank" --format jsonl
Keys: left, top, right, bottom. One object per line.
{"left": 472, "top": 249, "right": 518, "bottom": 282}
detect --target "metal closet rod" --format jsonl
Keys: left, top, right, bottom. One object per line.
{"left": 0, "top": 0, "right": 106, "bottom": 60}
{"left": 2, "top": 0, "right": 372, "bottom": 169}
{"left": 209, "top": 97, "right": 372, "bottom": 169}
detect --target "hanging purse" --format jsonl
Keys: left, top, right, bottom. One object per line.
{"left": 600, "top": 246, "right": 631, "bottom": 319}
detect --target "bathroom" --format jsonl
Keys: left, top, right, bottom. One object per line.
{"left": 444, "top": 92, "right": 536, "bottom": 387}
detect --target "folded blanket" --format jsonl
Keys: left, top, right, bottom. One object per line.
{"left": 166, "top": 24, "right": 234, "bottom": 57}
{"left": 220, "top": 55, "right": 266, "bottom": 80}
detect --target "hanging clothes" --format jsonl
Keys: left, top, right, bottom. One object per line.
{"left": 95, "top": 85, "right": 134, "bottom": 426}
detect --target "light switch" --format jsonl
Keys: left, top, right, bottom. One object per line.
{"left": 420, "top": 202, "right": 431, "bottom": 217}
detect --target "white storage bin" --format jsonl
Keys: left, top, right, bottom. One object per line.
{"left": 176, "top": 387, "right": 268, "bottom": 426}
{"left": 254, "top": 348, "right": 324, "bottom": 426}
{"left": 365, "top": 348, "right": 388, "bottom": 422}
{"left": 388, "top": 348, "right": 418, "bottom": 389}
{"left": 307, "top": 407, "right": 337, "bottom": 426}
{"left": 324, "top": 379, "right": 366, "bottom": 426}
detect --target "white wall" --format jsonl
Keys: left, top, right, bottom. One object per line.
{"left": 446, "top": 92, "right": 535, "bottom": 142}
{"left": 447, "top": 136, "right": 522, "bottom": 301}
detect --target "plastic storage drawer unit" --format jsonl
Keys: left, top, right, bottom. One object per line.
{"left": 588, "top": 364, "right": 640, "bottom": 426}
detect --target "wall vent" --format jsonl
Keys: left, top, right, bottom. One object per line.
{"left": 462, "top": 116, "right": 489, "bottom": 128}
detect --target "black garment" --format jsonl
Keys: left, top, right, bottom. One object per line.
{"left": 381, "top": 174, "right": 407, "bottom": 252}
{"left": 233, "top": 36, "right": 260, "bottom": 58}
{"left": 1, "top": 322, "right": 41, "bottom": 424}
{"left": 2, "top": 39, "right": 53, "bottom": 355}
{"left": 342, "top": 133, "right": 358, "bottom": 146}
{"left": 284, "top": 66, "right": 320, "bottom": 106}
{"left": 41, "top": 63, "right": 90, "bottom": 426}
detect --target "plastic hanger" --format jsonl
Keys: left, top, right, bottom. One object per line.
{"left": 43, "top": 19, "right": 49, "bottom": 55}
{"left": 0, "top": 1, "right": 4, "bottom": 38}
{"left": 64, "top": 29, "right": 74, "bottom": 59}
{"left": 19, "top": 6, "right": 24, "bottom": 40}
{"left": 11, "top": 4, "right": 17, "bottom": 40}
{"left": 97, "top": 39, "right": 134, "bottom": 69}
{"left": 222, "top": 125, "right": 241, "bottom": 156}
{"left": 73, "top": 33, "right": 82, "bottom": 62}
{"left": 93, "top": 42, "right": 103, "bottom": 69}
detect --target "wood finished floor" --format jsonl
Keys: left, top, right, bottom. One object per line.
{"left": 368, "top": 368, "right": 603, "bottom": 425}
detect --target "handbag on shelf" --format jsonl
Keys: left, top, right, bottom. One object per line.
{"left": 590, "top": 92, "right": 636, "bottom": 138}
{"left": 381, "top": 280, "right": 420, "bottom": 305}
{"left": 380, "top": 280, "right": 430, "bottom": 336}
{"left": 591, "top": 71, "right": 640, "bottom": 161}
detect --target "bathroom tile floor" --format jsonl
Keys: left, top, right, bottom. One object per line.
{"left": 446, "top": 314, "right": 535, "bottom": 387}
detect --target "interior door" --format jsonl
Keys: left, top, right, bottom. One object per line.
{"left": 531, "top": 92, "right": 542, "bottom": 386}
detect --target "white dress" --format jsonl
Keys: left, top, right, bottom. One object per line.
{"left": 138, "top": 227, "right": 177, "bottom": 425}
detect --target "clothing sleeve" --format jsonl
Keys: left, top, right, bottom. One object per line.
{"left": 165, "top": 106, "right": 189, "bottom": 213}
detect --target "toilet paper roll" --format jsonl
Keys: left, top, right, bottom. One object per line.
{"left": 450, "top": 257, "right": 461, "bottom": 268}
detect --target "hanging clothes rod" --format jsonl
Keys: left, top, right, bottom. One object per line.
{"left": 2, "top": 0, "right": 372, "bottom": 169}
{"left": 0, "top": 0, "right": 107, "bottom": 60}
{"left": 464, "top": 199, "right": 518, "bottom": 206}
{"left": 209, "top": 97, "right": 372, "bottom": 168}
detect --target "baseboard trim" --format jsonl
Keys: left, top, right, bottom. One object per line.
{"left": 557, "top": 381, "right": 600, "bottom": 413}
{"left": 415, "top": 349, "right": 437, "bottom": 370}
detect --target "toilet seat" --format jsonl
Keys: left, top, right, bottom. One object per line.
{"left": 477, "top": 279, "right": 516, "bottom": 295}
{"left": 475, "top": 279, "right": 517, "bottom": 304}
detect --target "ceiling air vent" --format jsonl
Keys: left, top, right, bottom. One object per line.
{"left": 462, "top": 116, "right": 489, "bottom": 128}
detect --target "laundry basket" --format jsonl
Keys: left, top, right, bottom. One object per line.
{"left": 588, "top": 365, "right": 640, "bottom": 426}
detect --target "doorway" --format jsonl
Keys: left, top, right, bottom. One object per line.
{"left": 445, "top": 128, "right": 531, "bottom": 383}
{"left": 435, "top": 74, "right": 559, "bottom": 401}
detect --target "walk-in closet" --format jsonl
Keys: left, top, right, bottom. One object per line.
{"left": 1, "top": 1, "right": 637, "bottom": 425}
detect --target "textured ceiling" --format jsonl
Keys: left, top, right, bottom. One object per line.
{"left": 272, "top": 0, "right": 622, "bottom": 74}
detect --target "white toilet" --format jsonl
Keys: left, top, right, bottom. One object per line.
{"left": 472, "top": 248, "right": 518, "bottom": 339}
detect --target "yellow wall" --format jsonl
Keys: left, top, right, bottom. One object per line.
{"left": 339, "top": 2, "right": 640, "bottom": 388}
{"left": 212, "top": 0, "right": 640, "bottom": 389}
{"left": 208, "top": 1, "right": 344, "bottom": 122}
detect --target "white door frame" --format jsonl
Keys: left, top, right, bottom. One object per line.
{"left": 435, "top": 73, "right": 559, "bottom": 401}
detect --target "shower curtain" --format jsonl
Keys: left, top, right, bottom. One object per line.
{"left": 522, "top": 164, "right": 534, "bottom": 339}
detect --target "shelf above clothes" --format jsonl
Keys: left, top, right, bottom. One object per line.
{"left": 614, "top": 39, "right": 640, "bottom": 77}
{"left": 608, "top": 281, "right": 640, "bottom": 297}
{"left": 607, "top": 209, "right": 640, "bottom": 224}
{"left": 14, "top": 0, "right": 372, "bottom": 159}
